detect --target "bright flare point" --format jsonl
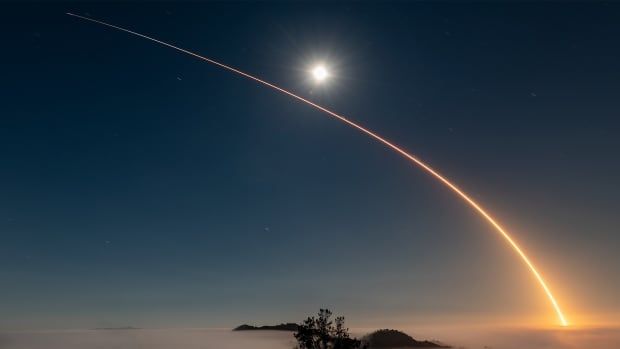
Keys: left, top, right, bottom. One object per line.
{"left": 312, "top": 65, "right": 329, "bottom": 82}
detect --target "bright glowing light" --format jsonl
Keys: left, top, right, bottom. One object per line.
{"left": 311, "top": 65, "right": 328, "bottom": 82}
{"left": 67, "top": 12, "right": 570, "bottom": 327}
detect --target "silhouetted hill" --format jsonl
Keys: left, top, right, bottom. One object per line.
{"left": 233, "top": 323, "right": 298, "bottom": 331}
{"left": 364, "top": 329, "right": 450, "bottom": 348}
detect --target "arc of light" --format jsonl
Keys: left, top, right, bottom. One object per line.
{"left": 66, "top": 12, "right": 568, "bottom": 327}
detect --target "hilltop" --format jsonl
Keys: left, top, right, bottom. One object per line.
{"left": 364, "top": 329, "right": 450, "bottom": 348}
{"left": 233, "top": 323, "right": 299, "bottom": 331}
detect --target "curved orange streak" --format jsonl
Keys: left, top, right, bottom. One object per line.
{"left": 66, "top": 12, "right": 568, "bottom": 326}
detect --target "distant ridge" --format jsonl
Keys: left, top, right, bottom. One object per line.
{"left": 233, "top": 323, "right": 299, "bottom": 331}
{"left": 364, "top": 329, "right": 450, "bottom": 348}
{"left": 92, "top": 326, "right": 141, "bottom": 330}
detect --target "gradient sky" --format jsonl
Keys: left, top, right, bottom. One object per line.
{"left": 1, "top": 2, "right": 619, "bottom": 330}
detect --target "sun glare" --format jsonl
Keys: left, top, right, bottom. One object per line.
{"left": 311, "top": 65, "right": 329, "bottom": 82}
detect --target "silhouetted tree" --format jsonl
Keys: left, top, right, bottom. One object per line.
{"left": 294, "top": 309, "right": 367, "bottom": 349}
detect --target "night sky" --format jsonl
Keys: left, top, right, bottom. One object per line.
{"left": 1, "top": 2, "right": 619, "bottom": 330}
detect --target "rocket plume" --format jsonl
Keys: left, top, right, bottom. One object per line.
{"left": 66, "top": 12, "right": 569, "bottom": 327}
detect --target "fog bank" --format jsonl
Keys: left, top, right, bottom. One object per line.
{"left": 1, "top": 326, "right": 619, "bottom": 349}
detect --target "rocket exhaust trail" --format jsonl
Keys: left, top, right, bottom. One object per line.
{"left": 66, "top": 12, "right": 569, "bottom": 326}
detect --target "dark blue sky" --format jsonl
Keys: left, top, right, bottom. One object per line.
{"left": 1, "top": 2, "right": 619, "bottom": 329}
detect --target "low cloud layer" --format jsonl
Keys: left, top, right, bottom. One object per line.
{"left": 0, "top": 327, "right": 619, "bottom": 349}
{"left": 0, "top": 329, "right": 293, "bottom": 349}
